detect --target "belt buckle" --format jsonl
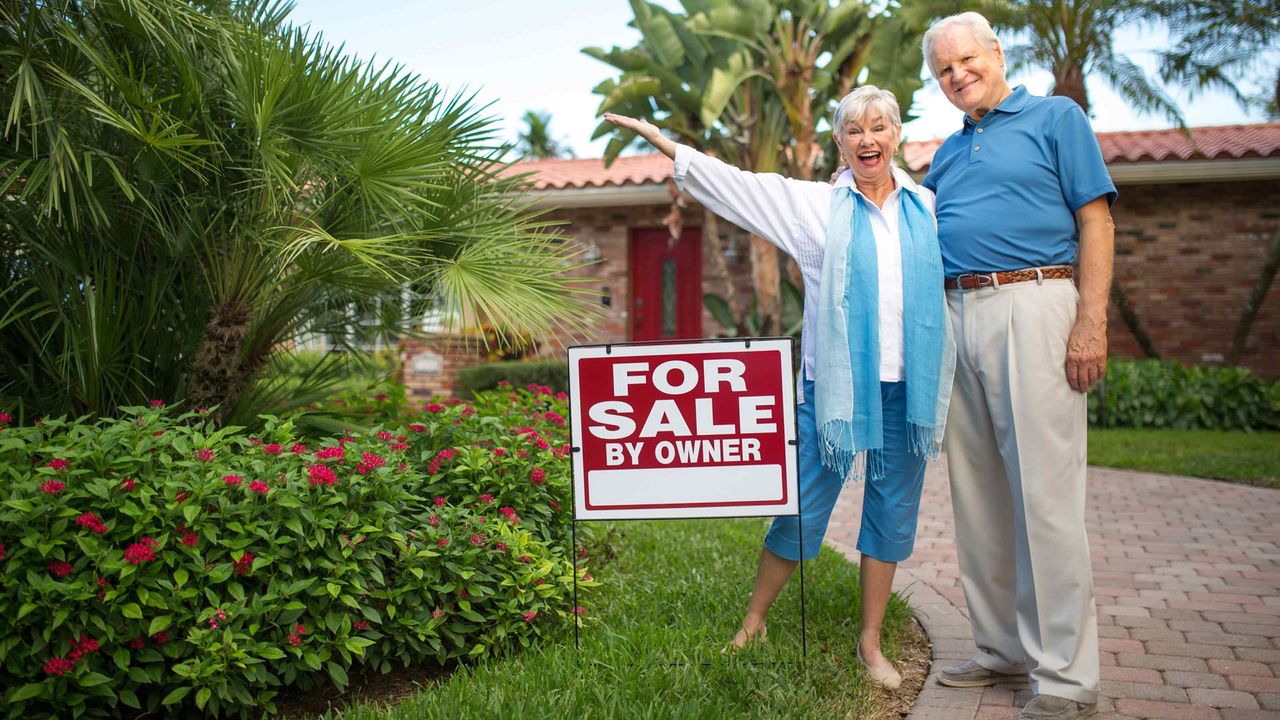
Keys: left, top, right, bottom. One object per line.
{"left": 956, "top": 272, "right": 993, "bottom": 291}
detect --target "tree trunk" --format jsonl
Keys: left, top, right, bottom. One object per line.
{"left": 187, "top": 299, "right": 252, "bottom": 423}
{"left": 1111, "top": 280, "right": 1159, "bottom": 358}
{"left": 1052, "top": 62, "right": 1089, "bottom": 110}
{"left": 1227, "top": 223, "right": 1280, "bottom": 365}
{"left": 748, "top": 233, "right": 781, "bottom": 334}
{"left": 702, "top": 208, "right": 737, "bottom": 312}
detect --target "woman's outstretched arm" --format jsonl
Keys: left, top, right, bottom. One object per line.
{"left": 603, "top": 113, "right": 677, "bottom": 159}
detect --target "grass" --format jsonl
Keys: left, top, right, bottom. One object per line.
{"left": 1088, "top": 428, "right": 1280, "bottom": 488}
{"left": 327, "top": 518, "right": 911, "bottom": 720}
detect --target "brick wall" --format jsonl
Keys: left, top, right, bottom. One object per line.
{"left": 1110, "top": 179, "right": 1280, "bottom": 377}
{"left": 405, "top": 176, "right": 1280, "bottom": 397}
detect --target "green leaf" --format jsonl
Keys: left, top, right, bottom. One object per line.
{"left": 196, "top": 688, "right": 211, "bottom": 710}
{"left": 78, "top": 672, "right": 112, "bottom": 687}
{"left": 16, "top": 603, "right": 38, "bottom": 621}
{"left": 326, "top": 661, "right": 349, "bottom": 688}
{"left": 10, "top": 683, "right": 44, "bottom": 702}
{"left": 161, "top": 687, "right": 191, "bottom": 705}
{"left": 148, "top": 616, "right": 171, "bottom": 636}
{"left": 122, "top": 604, "right": 143, "bottom": 619}
{"left": 173, "top": 568, "right": 189, "bottom": 587}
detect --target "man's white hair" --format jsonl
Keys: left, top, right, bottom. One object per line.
{"left": 922, "top": 12, "right": 1000, "bottom": 78}
{"left": 832, "top": 85, "right": 902, "bottom": 135}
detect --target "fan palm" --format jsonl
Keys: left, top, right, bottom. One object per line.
{"left": 515, "top": 110, "right": 575, "bottom": 159}
{"left": 0, "top": 0, "right": 597, "bottom": 424}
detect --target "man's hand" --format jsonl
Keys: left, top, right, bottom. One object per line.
{"left": 1065, "top": 313, "right": 1107, "bottom": 392}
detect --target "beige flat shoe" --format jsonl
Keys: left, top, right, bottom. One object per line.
{"left": 857, "top": 643, "right": 902, "bottom": 690}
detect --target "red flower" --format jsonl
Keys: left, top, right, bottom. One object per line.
{"left": 294, "top": 624, "right": 306, "bottom": 635}
{"left": 248, "top": 480, "right": 269, "bottom": 495}
{"left": 69, "top": 635, "right": 100, "bottom": 662}
{"left": 548, "top": 499, "right": 561, "bottom": 512}
{"left": 149, "top": 399, "right": 165, "bottom": 409}
{"left": 543, "top": 411, "right": 566, "bottom": 427}
{"left": 496, "top": 542, "right": 507, "bottom": 552}
{"left": 119, "top": 477, "right": 137, "bottom": 491}
{"left": 374, "top": 393, "right": 388, "bottom": 401}
{"left": 376, "top": 431, "right": 393, "bottom": 440}
{"left": 150, "top": 631, "right": 169, "bottom": 645}
{"left": 431, "top": 609, "right": 444, "bottom": 619}
{"left": 49, "top": 561, "right": 73, "bottom": 577}
{"left": 152, "top": 430, "right": 165, "bottom": 437}
{"left": 338, "top": 435, "right": 355, "bottom": 446}
{"left": 518, "top": 555, "right": 532, "bottom": 564}
{"left": 43, "top": 657, "right": 76, "bottom": 676}
{"left": 314, "top": 446, "right": 344, "bottom": 460}
{"left": 47, "top": 458, "right": 70, "bottom": 472}
{"left": 437, "top": 539, "right": 448, "bottom": 548}
{"left": 181, "top": 532, "right": 198, "bottom": 547}
{"left": 223, "top": 474, "right": 242, "bottom": 487}
{"left": 175, "top": 491, "right": 189, "bottom": 503}
{"left": 426, "top": 404, "right": 445, "bottom": 413}
{"left": 353, "top": 620, "right": 370, "bottom": 631}
{"left": 307, "top": 464, "right": 338, "bottom": 487}
{"left": 194, "top": 448, "right": 215, "bottom": 462}
{"left": 40, "top": 480, "right": 66, "bottom": 494}
{"left": 556, "top": 392, "right": 569, "bottom": 401}
{"left": 408, "top": 423, "right": 427, "bottom": 432}
{"left": 233, "top": 552, "right": 255, "bottom": 575}
{"left": 469, "top": 534, "right": 486, "bottom": 547}
{"left": 523, "top": 610, "right": 537, "bottom": 622}
{"left": 428, "top": 515, "right": 440, "bottom": 526}
{"left": 535, "top": 438, "right": 551, "bottom": 450}
{"left": 433, "top": 496, "right": 447, "bottom": 507}
{"left": 530, "top": 468, "right": 546, "bottom": 485}
{"left": 263, "top": 443, "right": 282, "bottom": 455}
{"left": 0, "top": 542, "right": 5, "bottom": 560}
{"left": 290, "top": 443, "right": 307, "bottom": 454}
{"left": 534, "top": 578, "right": 545, "bottom": 586}
{"left": 461, "top": 406, "right": 476, "bottom": 417}
{"left": 75, "top": 513, "right": 108, "bottom": 534}
{"left": 492, "top": 448, "right": 507, "bottom": 457}
{"left": 574, "top": 606, "right": 585, "bottom": 616}
{"left": 479, "top": 493, "right": 494, "bottom": 504}
{"left": 0, "top": 411, "right": 10, "bottom": 426}
{"left": 123, "top": 541, "right": 155, "bottom": 565}
{"left": 498, "top": 381, "right": 511, "bottom": 387}
{"left": 356, "top": 452, "right": 385, "bottom": 474}
{"left": 516, "top": 450, "right": 528, "bottom": 459}
{"left": 390, "top": 442, "right": 408, "bottom": 450}
{"left": 129, "top": 637, "right": 146, "bottom": 649}
{"left": 582, "top": 572, "right": 593, "bottom": 582}
{"left": 140, "top": 537, "right": 158, "bottom": 548}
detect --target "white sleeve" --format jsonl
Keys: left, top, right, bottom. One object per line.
{"left": 672, "top": 144, "right": 827, "bottom": 260}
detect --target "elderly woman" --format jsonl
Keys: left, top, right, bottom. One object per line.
{"left": 604, "top": 85, "right": 954, "bottom": 688}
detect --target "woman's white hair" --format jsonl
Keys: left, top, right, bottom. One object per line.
{"left": 832, "top": 85, "right": 902, "bottom": 134}
{"left": 921, "top": 12, "right": 1000, "bottom": 77}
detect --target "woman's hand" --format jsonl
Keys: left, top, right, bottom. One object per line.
{"left": 603, "top": 112, "right": 677, "bottom": 160}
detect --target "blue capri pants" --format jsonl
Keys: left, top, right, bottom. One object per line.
{"left": 764, "top": 379, "right": 927, "bottom": 563}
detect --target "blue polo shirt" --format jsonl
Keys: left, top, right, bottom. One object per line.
{"left": 922, "top": 86, "right": 1117, "bottom": 277}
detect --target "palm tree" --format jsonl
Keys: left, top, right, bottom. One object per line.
{"left": 0, "top": 0, "right": 597, "bottom": 424}
{"left": 586, "top": 0, "right": 922, "bottom": 330}
{"left": 1153, "top": 0, "right": 1279, "bottom": 117}
{"left": 515, "top": 110, "right": 575, "bottom": 159}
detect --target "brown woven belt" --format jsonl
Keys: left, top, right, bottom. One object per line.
{"left": 944, "top": 266, "right": 1074, "bottom": 290}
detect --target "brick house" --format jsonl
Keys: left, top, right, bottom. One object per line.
{"left": 404, "top": 122, "right": 1280, "bottom": 397}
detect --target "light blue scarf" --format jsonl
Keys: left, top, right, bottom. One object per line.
{"left": 814, "top": 179, "right": 955, "bottom": 482}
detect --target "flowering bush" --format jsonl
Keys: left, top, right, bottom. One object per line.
{"left": 0, "top": 387, "right": 592, "bottom": 718}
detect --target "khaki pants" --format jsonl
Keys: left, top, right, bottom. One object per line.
{"left": 945, "top": 278, "right": 1099, "bottom": 704}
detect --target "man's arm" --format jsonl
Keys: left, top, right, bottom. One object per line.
{"left": 1066, "top": 196, "right": 1115, "bottom": 392}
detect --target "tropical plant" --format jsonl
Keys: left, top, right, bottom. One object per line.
{"left": 514, "top": 110, "right": 575, "bottom": 159}
{"left": 585, "top": 0, "right": 923, "bottom": 333}
{"left": 1151, "top": 0, "right": 1280, "bottom": 117}
{"left": 703, "top": 277, "right": 804, "bottom": 339}
{"left": 0, "top": 0, "right": 597, "bottom": 426}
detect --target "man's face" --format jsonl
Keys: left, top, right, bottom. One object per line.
{"left": 930, "top": 26, "right": 1008, "bottom": 119}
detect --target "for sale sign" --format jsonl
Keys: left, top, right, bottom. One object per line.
{"left": 568, "top": 339, "right": 798, "bottom": 520}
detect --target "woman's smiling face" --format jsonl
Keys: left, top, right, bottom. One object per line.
{"left": 835, "top": 111, "right": 901, "bottom": 189}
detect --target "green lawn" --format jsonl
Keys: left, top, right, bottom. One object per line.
{"left": 1088, "top": 428, "right": 1280, "bottom": 489}
{"left": 328, "top": 518, "right": 908, "bottom": 719}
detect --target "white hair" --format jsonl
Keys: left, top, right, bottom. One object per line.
{"left": 922, "top": 12, "right": 1000, "bottom": 77}
{"left": 832, "top": 85, "right": 902, "bottom": 134}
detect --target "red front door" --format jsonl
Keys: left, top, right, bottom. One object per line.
{"left": 630, "top": 228, "right": 702, "bottom": 341}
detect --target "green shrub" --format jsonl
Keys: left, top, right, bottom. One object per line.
{"left": 0, "top": 388, "right": 592, "bottom": 718}
{"left": 1089, "top": 359, "right": 1280, "bottom": 431}
{"left": 455, "top": 360, "right": 568, "bottom": 399}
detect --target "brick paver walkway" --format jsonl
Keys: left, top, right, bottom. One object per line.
{"left": 827, "top": 458, "right": 1280, "bottom": 720}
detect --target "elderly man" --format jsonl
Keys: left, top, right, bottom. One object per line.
{"left": 920, "top": 12, "right": 1116, "bottom": 720}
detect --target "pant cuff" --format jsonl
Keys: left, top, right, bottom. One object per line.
{"left": 1031, "top": 680, "right": 1099, "bottom": 706}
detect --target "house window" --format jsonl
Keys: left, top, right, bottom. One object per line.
{"left": 662, "top": 258, "right": 677, "bottom": 336}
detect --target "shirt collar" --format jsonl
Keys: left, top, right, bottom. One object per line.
{"left": 834, "top": 163, "right": 922, "bottom": 197}
{"left": 963, "top": 84, "right": 1030, "bottom": 128}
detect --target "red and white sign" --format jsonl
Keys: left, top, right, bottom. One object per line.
{"left": 568, "top": 339, "right": 798, "bottom": 520}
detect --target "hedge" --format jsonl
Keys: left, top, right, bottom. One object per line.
{"left": 0, "top": 387, "right": 593, "bottom": 718}
{"left": 1089, "top": 359, "right": 1280, "bottom": 431}
{"left": 456, "top": 360, "right": 568, "bottom": 399}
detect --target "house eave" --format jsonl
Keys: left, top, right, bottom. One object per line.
{"left": 525, "top": 183, "right": 670, "bottom": 209}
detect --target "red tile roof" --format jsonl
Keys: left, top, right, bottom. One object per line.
{"left": 510, "top": 123, "right": 1280, "bottom": 190}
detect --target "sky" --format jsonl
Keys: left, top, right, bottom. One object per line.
{"left": 289, "top": 0, "right": 1268, "bottom": 158}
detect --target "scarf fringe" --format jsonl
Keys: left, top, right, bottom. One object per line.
{"left": 908, "top": 422, "right": 943, "bottom": 460}
{"left": 818, "top": 420, "right": 889, "bottom": 486}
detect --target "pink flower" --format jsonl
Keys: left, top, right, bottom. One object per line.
{"left": 0, "top": 411, "right": 10, "bottom": 426}
{"left": 574, "top": 606, "right": 586, "bottom": 616}
{"left": 263, "top": 443, "right": 282, "bottom": 455}
{"left": 548, "top": 499, "right": 561, "bottom": 512}
{"left": 356, "top": 452, "right": 385, "bottom": 474}
{"left": 431, "top": 609, "right": 444, "bottom": 619}
{"left": 223, "top": 474, "right": 242, "bottom": 487}
{"left": 307, "top": 464, "right": 338, "bottom": 487}
{"left": 496, "top": 542, "right": 507, "bottom": 552}
{"left": 39, "top": 480, "right": 65, "bottom": 495}
{"left": 433, "top": 497, "right": 447, "bottom": 507}
{"left": 534, "top": 578, "right": 545, "bottom": 586}
{"left": 47, "top": 458, "right": 70, "bottom": 472}
{"left": 556, "top": 392, "right": 569, "bottom": 401}
{"left": 461, "top": 406, "right": 476, "bottom": 417}
{"left": 0, "top": 542, "right": 5, "bottom": 560}
{"left": 469, "top": 534, "right": 486, "bottom": 547}
{"left": 408, "top": 423, "right": 427, "bottom": 433}
{"left": 516, "top": 450, "right": 528, "bottom": 459}
{"left": 543, "top": 411, "right": 566, "bottom": 427}
{"left": 124, "top": 541, "right": 155, "bottom": 565}
{"left": 523, "top": 611, "right": 537, "bottom": 623}
{"left": 149, "top": 399, "right": 165, "bottom": 409}
{"left": 479, "top": 494, "right": 494, "bottom": 504}
{"left": 376, "top": 431, "right": 393, "bottom": 440}
{"left": 49, "top": 561, "right": 73, "bottom": 577}
{"left": 150, "top": 631, "right": 169, "bottom": 645}
{"left": 437, "top": 539, "right": 449, "bottom": 548}
{"left": 314, "top": 446, "right": 344, "bottom": 460}
{"left": 75, "top": 513, "right": 108, "bottom": 534}
{"left": 194, "top": 448, "right": 215, "bottom": 462}
{"left": 498, "top": 381, "right": 511, "bottom": 387}
{"left": 390, "top": 442, "right": 408, "bottom": 450}
{"left": 181, "top": 531, "right": 199, "bottom": 547}
{"left": 43, "top": 657, "right": 76, "bottom": 676}
{"left": 119, "top": 477, "right": 137, "bottom": 492}
{"left": 353, "top": 620, "right": 370, "bottom": 631}
{"left": 582, "top": 572, "right": 593, "bottom": 582}
{"left": 294, "top": 624, "right": 306, "bottom": 635}
{"left": 68, "top": 635, "right": 99, "bottom": 662}
{"left": 374, "top": 393, "right": 388, "bottom": 401}
{"left": 428, "top": 515, "right": 440, "bottom": 526}
{"left": 518, "top": 555, "right": 532, "bottom": 564}
{"left": 129, "top": 637, "right": 146, "bottom": 649}
{"left": 492, "top": 448, "right": 507, "bottom": 457}
{"left": 530, "top": 468, "right": 545, "bottom": 485}
{"left": 175, "top": 491, "right": 189, "bottom": 503}
{"left": 233, "top": 552, "right": 255, "bottom": 575}
{"left": 248, "top": 480, "right": 269, "bottom": 496}
{"left": 535, "top": 438, "right": 550, "bottom": 450}
{"left": 426, "top": 403, "right": 445, "bottom": 413}
{"left": 290, "top": 443, "right": 307, "bottom": 454}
